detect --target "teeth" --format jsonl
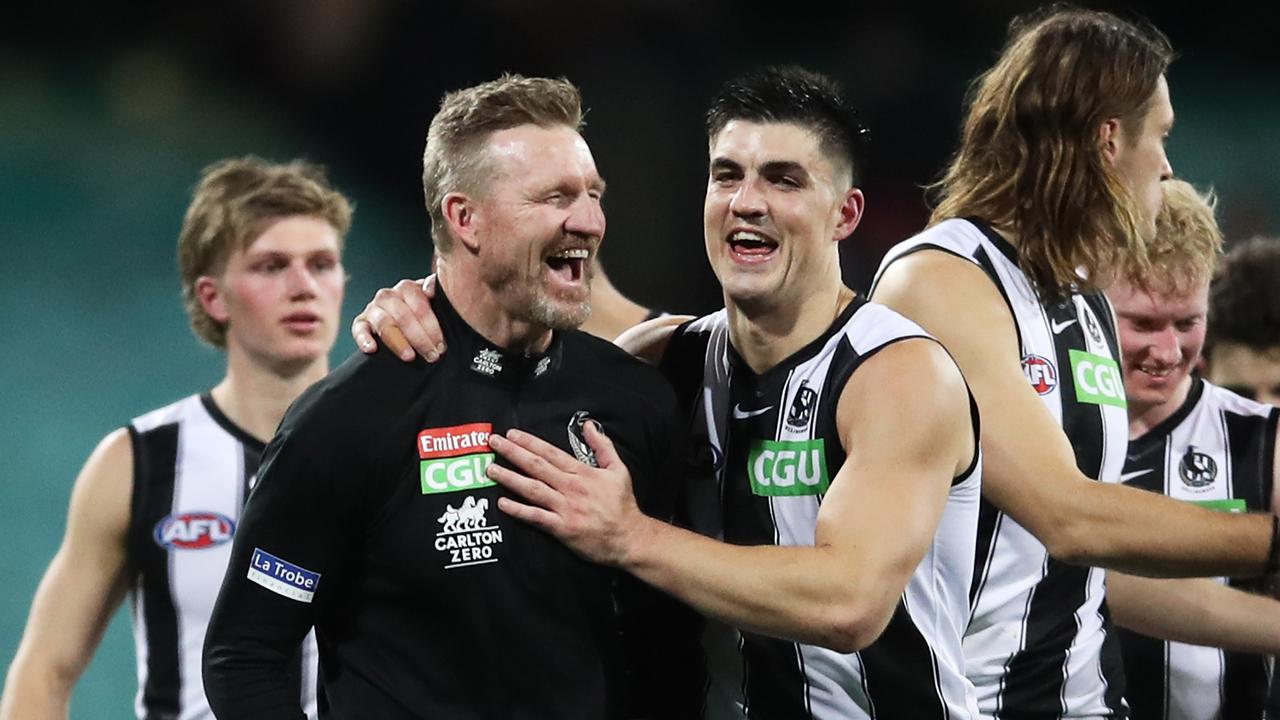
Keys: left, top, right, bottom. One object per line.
{"left": 551, "top": 248, "right": 590, "bottom": 259}
{"left": 731, "top": 231, "right": 768, "bottom": 243}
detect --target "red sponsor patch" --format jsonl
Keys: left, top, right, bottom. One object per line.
{"left": 418, "top": 423, "right": 493, "bottom": 459}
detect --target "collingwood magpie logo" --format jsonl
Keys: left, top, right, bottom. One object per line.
{"left": 785, "top": 380, "right": 817, "bottom": 431}
{"left": 567, "top": 411, "right": 599, "bottom": 467}
{"left": 1178, "top": 446, "right": 1217, "bottom": 490}
{"left": 1084, "top": 308, "right": 1105, "bottom": 346}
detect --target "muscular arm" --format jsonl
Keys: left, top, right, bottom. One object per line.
{"left": 490, "top": 339, "right": 975, "bottom": 652}
{"left": 871, "top": 250, "right": 1272, "bottom": 576}
{"left": 0, "top": 430, "right": 134, "bottom": 720}
{"left": 1109, "top": 572, "right": 1280, "bottom": 653}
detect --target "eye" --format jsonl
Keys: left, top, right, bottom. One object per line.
{"left": 1174, "top": 319, "right": 1200, "bottom": 332}
{"left": 711, "top": 170, "right": 738, "bottom": 185}
{"left": 254, "top": 258, "right": 287, "bottom": 274}
{"left": 309, "top": 256, "right": 338, "bottom": 273}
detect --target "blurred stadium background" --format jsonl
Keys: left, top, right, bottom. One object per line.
{"left": 2, "top": 1, "right": 1277, "bottom": 712}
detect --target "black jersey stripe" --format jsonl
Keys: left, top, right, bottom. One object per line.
{"left": 1117, "top": 626, "right": 1164, "bottom": 720}
{"left": 1096, "top": 602, "right": 1128, "bottom": 716}
{"left": 1223, "top": 410, "right": 1274, "bottom": 511}
{"left": 859, "top": 601, "right": 949, "bottom": 719}
{"left": 969, "top": 499, "right": 1004, "bottom": 611}
{"left": 129, "top": 422, "right": 183, "bottom": 717}
{"left": 1222, "top": 648, "right": 1269, "bottom": 719}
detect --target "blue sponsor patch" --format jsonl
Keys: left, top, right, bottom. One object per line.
{"left": 247, "top": 548, "right": 321, "bottom": 603}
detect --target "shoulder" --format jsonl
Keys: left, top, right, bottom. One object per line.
{"left": 839, "top": 300, "right": 934, "bottom": 354}
{"left": 278, "top": 347, "right": 430, "bottom": 444}
{"left": 877, "top": 218, "right": 985, "bottom": 275}
{"left": 129, "top": 393, "right": 204, "bottom": 433}
{"left": 562, "top": 329, "right": 682, "bottom": 418}
{"left": 1202, "top": 379, "right": 1279, "bottom": 420}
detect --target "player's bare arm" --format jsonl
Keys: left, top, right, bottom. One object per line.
{"left": 1108, "top": 572, "right": 1280, "bottom": 654}
{"left": 486, "top": 338, "right": 973, "bottom": 652}
{"left": 0, "top": 430, "right": 134, "bottom": 720}
{"left": 871, "top": 249, "right": 1273, "bottom": 577}
{"left": 613, "top": 315, "right": 692, "bottom": 365}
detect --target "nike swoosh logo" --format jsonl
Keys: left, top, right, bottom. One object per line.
{"left": 1050, "top": 318, "right": 1078, "bottom": 334}
{"left": 1119, "top": 469, "right": 1153, "bottom": 483}
{"left": 731, "top": 404, "right": 772, "bottom": 420}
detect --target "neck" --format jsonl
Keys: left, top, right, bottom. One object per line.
{"left": 210, "top": 347, "right": 330, "bottom": 443}
{"left": 437, "top": 263, "right": 553, "bottom": 354}
{"left": 726, "top": 282, "right": 854, "bottom": 374}
{"left": 1127, "top": 374, "right": 1195, "bottom": 440}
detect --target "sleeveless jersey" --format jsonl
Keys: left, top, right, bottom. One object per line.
{"left": 873, "top": 218, "right": 1131, "bottom": 718}
{"left": 661, "top": 297, "right": 982, "bottom": 719}
{"left": 128, "top": 393, "right": 318, "bottom": 720}
{"left": 1118, "top": 377, "right": 1278, "bottom": 720}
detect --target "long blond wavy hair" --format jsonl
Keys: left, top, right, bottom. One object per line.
{"left": 930, "top": 6, "right": 1173, "bottom": 296}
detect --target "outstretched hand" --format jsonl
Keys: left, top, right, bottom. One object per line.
{"left": 350, "top": 276, "right": 445, "bottom": 362}
{"left": 486, "top": 423, "right": 649, "bottom": 567}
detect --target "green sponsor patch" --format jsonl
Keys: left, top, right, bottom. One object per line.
{"left": 746, "top": 439, "right": 830, "bottom": 497}
{"left": 1068, "top": 350, "right": 1127, "bottom": 409}
{"left": 1192, "top": 498, "right": 1247, "bottom": 513}
{"left": 420, "top": 453, "right": 496, "bottom": 495}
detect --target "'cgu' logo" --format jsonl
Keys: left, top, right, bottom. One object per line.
{"left": 153, "top": 512, "right": 235, "bottom": 550}
{"left": 746, "top": 439, "right": 830, "bottom": 497}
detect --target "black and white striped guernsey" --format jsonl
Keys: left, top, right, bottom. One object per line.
{"left": 660, "top": 297, "right": 982, "bottom": 719}
{"left": 1117, "top": 377, "right": 1279, "bottom": 720}
{"left": 874, "top": 218, "right": 1131, "bottom": 718}
{"left": 128, "top": 393, "right": 318, "bottom": 720}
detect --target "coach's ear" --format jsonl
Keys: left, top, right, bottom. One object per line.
{"left": 196, "top": 276, "right": 230, "bottom": 323}
{"left": 442, "top": 192, "right": 481, "bottom": 254}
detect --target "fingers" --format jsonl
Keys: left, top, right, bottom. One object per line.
{"left": 487, "top": 435, "right": 576, "bottom": 490}
{"left": 388, "top": 279, "right": 446, "bottom": 361}
{"left": 352, "top": 316, "right": 378, "bottom": 354}
{"left": 356, "top": 281, "right": 446, "bottom": 363}
{"left": 486, "top": 463, "right": 564, "bottom": 514}
{"left": 495, "top": 430, "right": 585, "bottom": 476}
{"left": 582, "top": 421, "right": 621, "bottom": 470}
{"left": 495, "top": 496, "right": 561, "bottom": 533}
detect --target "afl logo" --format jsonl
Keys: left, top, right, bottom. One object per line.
{"left": 153, "top": 512, "right": 235, "bottom": 550}
{"left": 1021, "top": 354, "right": 1058, "bottom": 395}
{"left": 1178, "top": 447, "right": 1218, "bottom": 490}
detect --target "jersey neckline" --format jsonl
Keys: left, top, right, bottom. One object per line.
{"left": 1128, "top": 375, "right": 1206, "bottom": 451}
{"left": 199, "top": 393, "right": 267, "bottom": 453}
{"left": 434, "top": 284, "right": 564, "bottom": 383}
{"left": 725, "top": 295, "right": 866, "bottom": 384}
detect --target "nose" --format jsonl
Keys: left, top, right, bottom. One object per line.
{"left": 1160, "top": 151, "right": 1173, "bottom": 181}
{"left": 729, "top": 178, "right": 767, "bottom": 218}
{"left": 564, "top": 194, "right": 605, "bottom": 240}
{"left": 1149, "top": 326, "right": 1181, "bottom": 364}
{"left": 285, "top": 261, "right": 319, "bottom": 299}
